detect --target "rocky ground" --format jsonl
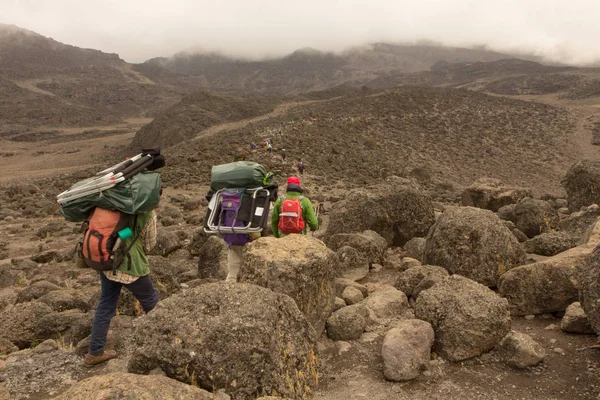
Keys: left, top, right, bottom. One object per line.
{"left": 2, "top": 61, "right": 600, "bottom": 399}
{"left": 1, "top": 153, "right": 600, "bottom": 399}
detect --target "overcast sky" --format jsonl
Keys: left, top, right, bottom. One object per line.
{"left": 2, "top": 0, "right": 599, "bottom": 65}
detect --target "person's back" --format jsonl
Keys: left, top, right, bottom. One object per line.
{"left": 271, "top": 176, "right": 318, "bottom": 237}
{"left": 84, "top": 208, "right": 158, "bottom": 367}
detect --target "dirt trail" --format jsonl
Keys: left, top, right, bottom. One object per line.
{"left": 568, "top": 105, "right": 600, "bottom": 161}
{"left": 12, "top": 79, "right": 58, "bottom": 97}
{"left": 502, "top": 93, "right": 600, "bottom": 163}
{"left": 193, "top": 99, "right": 333, "bottom": 141}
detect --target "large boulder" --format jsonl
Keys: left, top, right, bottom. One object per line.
{"left": 498, "top": 253, "right": 584, "bottom": 316}
{"left": 362, "top": 285, "right": 412, "bottom": 321}
{"left": 325, "top": 182, "right": 435, "bottom": 246}
{"left": 579, "top": 241, "right": 600, "bottom": 334}
{"left": 561, "top": 302, "right": 595, "bottom": 334}
{"left": 423, "top": 206, "right": 526, "bottom": 287}
{"left": 149, "top": 230, "right": 183, "bottom": 257}
{"left": 560, "top": 208, "right": 600, "bottom": 239}
{"left": 335, "top": 279, "right": 369, "bottom": 298}
{"left": 197, "top": 235, "right": 229, "bottom": 280}
{"left": 326, "top": 230, "right": 388, "bottom": 265}
{"left": 523, "top": 231, "right": 580, "bottom": 256}
{"left": 502, "top": 218, "right": 600, "bottom": 318}
{"left": 497, "top": 204, "right": 516, "bottom": 222}
{"left": 461, "top": 178, "right": 532, "bottom": 212}
{"left": 514, "top": 198, "right": 558, "bottom": 238}
{"left": 0, "top": 346, "right": 87, "bottom": 399}
{"left": 0, "top": 301, "right": 53, "bottom": 348}
{"left": 147, "top": 256, "right": 186, "bottom": 294}
{"left": 188, "top": 228, "right": 209, "bottom": 256}
{"left": 382, "top": 319, "right": 434, "bottom": 381}
{"left": 562, "top": 159, "right": 600, "bottom": 212}
{"left": 496, "top": 331, "right": 545, "bottom": 369}
{"left": 35, "top": 310, "right": 93, "bottom": 345}
{"left": 334, "top": 246, "right": 369, "bottom": 281}
{"left": 128, "top": 283, "right": 318, "bottom": 400}
{"left": 342, "top": 285, "right": 364, "bottom": 305}
{"left": 239, "top": 235, "right": 337, "bottom": 334}
{"left": 54, "top": 373, "right": 216, "bottom": 400}
{"left": 415, "top": 275, "right": 511, "bottom": 362}
{"left": 403, "top": 237, "right": 426, "bottom": 261}
{"left": 326, "top": 303, "right": 369, "bottom": 340}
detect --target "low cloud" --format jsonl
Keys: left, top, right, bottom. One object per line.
{"left": 2, "top": 0, "right": 600, "bottom": 65}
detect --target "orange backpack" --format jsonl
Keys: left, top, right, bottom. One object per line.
{"left": 81, "top": 208, "right": 132, "bottom": 271}
{"left": 278, "top": 197, "right": 305, "bottom": 234}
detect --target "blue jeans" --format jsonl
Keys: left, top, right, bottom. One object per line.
{"left": 89, "top": 273, "right": 158, "bottom": 355}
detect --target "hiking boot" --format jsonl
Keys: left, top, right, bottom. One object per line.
{"left": 83, "top": 350, "right": 117, "bottom": 367}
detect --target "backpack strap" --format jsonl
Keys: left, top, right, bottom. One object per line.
{"left": 112, "top": 215, "right": 144, "bottom": 275}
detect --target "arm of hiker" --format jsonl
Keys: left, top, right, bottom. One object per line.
{"left": 142, "top": 210, "right": 157, "bottom": 252}
{"left": 271, "top": 199, "right": 281, "bottom": 238}
{"left": 303, "top": 199, "right": 319, "bottom": 232}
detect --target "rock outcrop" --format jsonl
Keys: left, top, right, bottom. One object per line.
{"left": 560, "top": 302, "right": 595, "bottom": 334}
{"left": 0, "top": 301, "right": 53, "bottom": 348}
{"left": 501, "top": 218, "right": 600, "bottom": 316}
{"left": 362, "top": 285, "right": 412, "bottom": 322}
{"left": 423, "top": 206, "right": 526, "bottom": 287}
{"left": 240, "top": 235, "right": 337, "bottom": 334}
{"left": 496, "top": 331, "right": 545, "bottom": 369}
{"left": 326, "top": 303, "right": 369, "bottom": 341}
{"left": 326, "top": 182, "right": 435, "bottom": 246}
{"left": 523, "top": 231, "right": 580, "bottom": 256}
{"left": 326, "top": 230, "right": 388, "bottom": 265}
{"left": 54, "top": 373, "right": 217, "bottom": 400}
{"left": 382, "top": 319, "right": 434, "bottom": 381}
{"left": 128, "top": 283, "right": 318, "bottom": 400}
{"left": 461, "top": 178, "right": 532, "bottom": 212}
{"left": 197, "top": 235, "right": 229, "bottom": 280}
{"left": 514, "top": 198, "right": 557, "bottom": 238}
{"left": 415, "top": 275, "right": 511, "bottom": 362}
{"left": 562, "top": 160, "right": 600, "bottom": 212}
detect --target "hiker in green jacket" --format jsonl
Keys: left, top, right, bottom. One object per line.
{"left": 271, "top": 176, "right": 318, "bottom": 237}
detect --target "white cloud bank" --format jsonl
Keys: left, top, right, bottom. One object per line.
{"left": 1, "top": 0, "right": 599, "bottom": 64}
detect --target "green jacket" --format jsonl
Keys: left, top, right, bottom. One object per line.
{"left": 116, "top": 212, "right": 152, "bottom": 276}
{"left": 271, "top": 191, "right": 319, "bottom": 238}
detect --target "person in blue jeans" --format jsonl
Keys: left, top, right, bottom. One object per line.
{"left": 84, "top": 210, "right": 158, "bottom": 367}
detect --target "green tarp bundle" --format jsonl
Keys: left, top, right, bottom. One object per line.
{"left": 210, "top": 161, "right": 273, "bottom": 191}
{"left": 59, "top": 172, "right": 161, "bottom": 222}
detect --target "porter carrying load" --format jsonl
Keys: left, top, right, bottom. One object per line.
{"left": 204, "top": 161, "right": 277, "bottom": 238}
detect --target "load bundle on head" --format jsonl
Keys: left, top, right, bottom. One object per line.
{"left": 57, "top": 148, "right": 165, "bottom": 222}
{"left": 205, "top": 161, "right": 277, "bottom": 238}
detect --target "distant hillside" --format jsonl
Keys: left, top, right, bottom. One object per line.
{"left": 0, "top": 77, "right": 118, "bottom": 135}
{"left": 130, "top": 91, "right": 283, "bottom": 150}
{"left": 143, "top": 44, "right": 514, "bottom": 94}
{"left": 364, "top": 58, "right": 600, "bottom": 100}
{"left": 0, "top": 24, "right": 202, "bottom": 134}
{"left": 158, "top": 86, "right": 577, "bottom": 196}
{"left": 0, "top": 23, "right": 123, "bottom": 79}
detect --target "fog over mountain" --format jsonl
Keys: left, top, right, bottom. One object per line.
{"left": 2, "top": 0, "right": 600, "bottom": 65}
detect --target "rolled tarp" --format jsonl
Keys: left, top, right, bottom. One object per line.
{"left": 210, "top": 161, "right": 273, "bottom": 191}
{"left": 59, "top": 172, "right": 161, "bottom": 222}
